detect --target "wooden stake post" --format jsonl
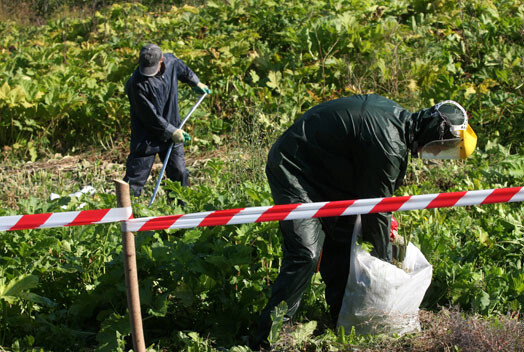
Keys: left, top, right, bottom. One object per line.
{"left": 114, "top": 180, "right": 146, "bottom": 352}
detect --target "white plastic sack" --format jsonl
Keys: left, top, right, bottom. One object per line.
{"left": 337, "top": 215, "right": 433, "bottom": 336}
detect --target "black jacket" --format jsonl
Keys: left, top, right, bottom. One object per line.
{"left": 125, "top": 53, "right": 200, "bottom": 155}
{"left": 267, "top": 94, "right": 432, "bottom": 260}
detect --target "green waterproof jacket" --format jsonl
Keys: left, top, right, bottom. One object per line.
{"left": 267, "top": 94, "right": 431, "bottom": 261}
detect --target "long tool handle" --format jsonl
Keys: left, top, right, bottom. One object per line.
{"left": 148, "top": 93, "right": 207, "bottom": 207}
{"left": 179, "top": 92, "right": 207, "bottom": 130}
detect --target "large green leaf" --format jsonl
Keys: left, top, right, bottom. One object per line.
{"left": 0, "top": 274, "right": 38, "bottom": 304}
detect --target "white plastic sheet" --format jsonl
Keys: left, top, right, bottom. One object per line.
{"left": 337, "top": 215, "right": 433, "bottom": 336}
{"left": 50, "top": 185, "right": 95, "bottom": 209}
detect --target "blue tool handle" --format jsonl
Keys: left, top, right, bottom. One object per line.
{"left": 148, "top": 93, "right": 207, "bottom": 207}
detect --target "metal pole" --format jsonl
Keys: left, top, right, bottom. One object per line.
{"left": 115, "top": 180, "right": 146, "bottom": 352}
{"left": 148, "top": 92, "right": 207, "bottom": 207}
{"left": 179, "top": 92, "right": 207, "bottom": 130}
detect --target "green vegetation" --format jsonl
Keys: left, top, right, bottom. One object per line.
{"left": 0, "top": 0, "right": 523, "bottom": 351}
{"left": 1, "top": 0, "right": 523, "bottom": 157}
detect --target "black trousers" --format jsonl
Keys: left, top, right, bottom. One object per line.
{"left": 123, "top": 143, "right": 189, "bottom": 197}
{"left": 251, "top": 163, "right": 353, "bottom": 348}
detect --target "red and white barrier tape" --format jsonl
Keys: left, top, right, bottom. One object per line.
{"left": 123, "top": 187, "right": 524, "bottom": 232}
{"left": 2, "top": 187, "right": 522, "bottom": 233}
{"left": 0, "top": 207, "right": 133, "bottom": 232}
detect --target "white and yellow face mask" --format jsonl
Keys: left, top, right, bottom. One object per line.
{"left": 420, "top": 100, "right": 478, "bottom": 160}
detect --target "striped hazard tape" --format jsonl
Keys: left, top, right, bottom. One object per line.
{"left": 0, "top": 207, "right": 133, "bottom": 232}
{"left": 2, "top": 187, "right": 522, "bottom": 233}
{"left": 123, "top": 187, "right": 524, "bottom": 232}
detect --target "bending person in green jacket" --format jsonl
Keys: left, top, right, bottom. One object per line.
{"left": 251, "top": 94, "right": 477, "bottom": 350}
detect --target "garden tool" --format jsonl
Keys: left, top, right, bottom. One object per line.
{"left": 148, "top": 92, "right": 207, "bottom": 207}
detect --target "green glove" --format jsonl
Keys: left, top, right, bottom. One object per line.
{"left": 192, "top": 82, "right": 211, "bottom": 95}
{"left": 182, "top": 130, "right": 192, "bottom": 142}
{"left": 171, "top": 129, "right": 191, "bottom": 144}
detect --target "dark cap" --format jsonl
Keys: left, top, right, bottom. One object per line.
{"left": 139, "top": 44, "right": 163, "bottom": 76}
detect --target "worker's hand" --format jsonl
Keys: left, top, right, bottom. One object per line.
{"left": 171, "top": 129, "right": 191, "bottom": 144}
{"left": 192, "top": 82, "right": 211, "bottom": 95}
{"left": 182, "top": 130, "right": 192, "bottom": 142}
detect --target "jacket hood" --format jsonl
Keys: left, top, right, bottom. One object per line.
{"left": 408, "top": 104, "right": 461, "bottom": 155}
{"left": 412, "top": 108, "right": 439, "bottom": 146}
{"left": 406, "top": 108, "right": 429, "bottom": 155}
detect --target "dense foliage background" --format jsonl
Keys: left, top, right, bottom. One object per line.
{"left": 0, "top": 0, "right": 523, "bottom": 351}
{"left": 1, "top": 0, "right": 523, "bottom": 158}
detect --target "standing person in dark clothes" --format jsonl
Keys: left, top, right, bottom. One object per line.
{"left": 123, "top": 43, "right": 211, "bottom": 197}
{"left": 250, "top": 94, "right": 477, "bottom": 350}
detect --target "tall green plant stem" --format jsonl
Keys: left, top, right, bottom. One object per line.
{"left": 1, "top": 300, "right": 6, "bottom": 346}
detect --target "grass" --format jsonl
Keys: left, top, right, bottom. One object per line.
{"left": 0, "top": 0, "right": 95, "bottom": 26}
{"left": 1, "top": 101, "right": 523, "bottom": 351}
{"left": 2, "top": 139, "right": 523, "bottom": 351}
{"left": 1, "top": 2, "right": 522, "bottom": 351}
{"left": 271, "top": 307, "right": 523, "bottom": 352}
{"left": 0, "top": 144, "right": 128, "bottom": 211}
{"left": 0, "top": 132, "right": 270, "bottom": 212}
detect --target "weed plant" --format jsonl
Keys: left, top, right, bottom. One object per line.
{"left": 0, "top": 0, "right": 523, "bottom": 351}
{"left": 1, "top": 1, "right": 523, "bottom": 157}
